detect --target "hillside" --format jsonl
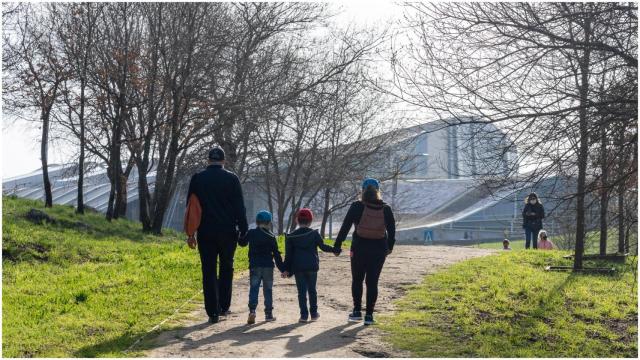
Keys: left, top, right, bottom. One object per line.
{"left": 1, "top": 196, "right": 250, "bottom": 357}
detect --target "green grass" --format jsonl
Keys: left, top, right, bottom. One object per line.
{"left": 379, "top": 250, "right": 638, "bottom": 357}
{"left": 2, "top": 196, "right": 218, "bottom": 357}
{"left": 2, "top": 196, "right": 342, "bottom": 357}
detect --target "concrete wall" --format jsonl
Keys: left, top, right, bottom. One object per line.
{"left": 395, "top": 225, "right": 506, "bottom": 245}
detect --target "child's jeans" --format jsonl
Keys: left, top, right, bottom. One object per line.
{"left": 294, "top": 271, "right": 318, "bottom": 318}
{"left": 248, "top": 267, "right": 274, "bottom": 312}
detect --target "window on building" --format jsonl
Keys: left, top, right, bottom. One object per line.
{"left": 414, "top": 134, "right": 429, "bottom": 177}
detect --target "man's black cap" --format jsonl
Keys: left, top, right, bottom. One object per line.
{"left": 208, "top": 147, "right": 225, "bottom": 161}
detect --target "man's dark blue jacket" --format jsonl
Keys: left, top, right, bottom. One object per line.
{"left": 239, "top": 227, "right": 284, "bottom": 270}
{"left": 284, "top": 227, "right": 334, "bottom": 274}
{"left": 187, "top": 164, "right": 248, "bottom": 237}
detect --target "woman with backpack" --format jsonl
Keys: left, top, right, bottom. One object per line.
{"left": 522, "top": 192, "right": 545, "bottom": 249}
{"left": 333, "top": 178, "right": 396, "bottom": 325}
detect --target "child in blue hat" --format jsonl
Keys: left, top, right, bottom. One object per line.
{"left": 239, "top": 210, "right": 285, "bottom": 324}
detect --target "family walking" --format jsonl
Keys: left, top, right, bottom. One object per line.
{"left": 184, "top": 147, "right": 396, "bottom": 326}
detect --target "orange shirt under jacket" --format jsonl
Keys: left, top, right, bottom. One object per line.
{"left": 184, "top": 193, "right": 202, "bottom": 237}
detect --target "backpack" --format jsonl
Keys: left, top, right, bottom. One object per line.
{"left": 356, "top": 202, "right": 386, "bottom": 239}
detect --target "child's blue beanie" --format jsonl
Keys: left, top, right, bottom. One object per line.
{"left": 256, "top": 210, "right": 272, "bottom": 223}
{"left": 362, "top": 178, "right": 380, "bottom": 190}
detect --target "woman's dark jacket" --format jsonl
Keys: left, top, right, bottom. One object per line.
{"left": 522, "top": 202, "right": 545, "bottom": 230}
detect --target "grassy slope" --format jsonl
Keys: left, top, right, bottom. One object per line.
{"left": 2, "top": 197, "right": 241, "bottom": 357}
{"left": 380, "top": 250, "right": 638, "bottom": 357}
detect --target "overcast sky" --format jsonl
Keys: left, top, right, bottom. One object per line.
{"left": 2, "top": 1, "right": 406, "bottom": 179}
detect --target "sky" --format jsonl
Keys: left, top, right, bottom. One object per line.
{"left": 1, "top": 1, "right": 406, "bottom": 179}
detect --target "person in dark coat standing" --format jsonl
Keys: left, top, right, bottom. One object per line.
{"left": 184, "top": 147, "right": 248, "bottom": 324}
{"left": 522, "top": 192, "right": 545, "bottom": 249}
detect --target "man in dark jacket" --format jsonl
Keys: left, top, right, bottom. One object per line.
{"left": 186, "top": 147, "right": 248, "bottom": 323}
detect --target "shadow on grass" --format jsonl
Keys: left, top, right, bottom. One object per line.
{"left": 72, "top": 331, "right": 149, "bottom": 357}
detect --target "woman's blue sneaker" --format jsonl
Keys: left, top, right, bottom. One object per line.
{"left": 348, "top": 311, "right": 363, "bottom": 322}
{"left": 364, "top": 314, "right": 375, "bottom": 325}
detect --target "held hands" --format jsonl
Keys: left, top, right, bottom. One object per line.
{"left": 187, "top": 235, "right": 197, "bottom": 249}
{"left": 281, "top": 271, "right": 289, "bottom": 278}
{"left": 333, "top": 247, "right": 342, "bottom": 257}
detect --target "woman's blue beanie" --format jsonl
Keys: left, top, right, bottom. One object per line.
{"left": 362, "top": 178, "right": 380, "bottom": 190}
{"left": 256, "top": 210, "right": 272, "bottom": 223}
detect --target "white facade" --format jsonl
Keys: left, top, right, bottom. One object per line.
{"left": 388, "top": 120, "right": 516, "bottom": 180}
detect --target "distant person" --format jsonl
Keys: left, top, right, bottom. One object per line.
{"left": 537, "top": 230, "right": 555, "bottom": 250}
{"left": 502, "top": 239, "right": 512, "bottom": 250}
{"left": 184, "top": 147, "right": 249, "bottom": 324}
{"left": 333, "top": 178, "right": 396, "bottom": 326}
{"left": 282, "top": 208, "right": 335, "bottom": 323}
{"left": 522, "top": 192, "right": 545, "bottom": 249}
{"left": 238, "top": 210, "right": 285, "bottom": 324}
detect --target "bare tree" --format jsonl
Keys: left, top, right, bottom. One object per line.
{"left": 386, "top": 2, "right": 637, "bottom": 268}
{"left": 51, "top": 2, "right": 103, "bottom": 214}
{"left": 4, "top": 4, "right": 68, "bottom": 207}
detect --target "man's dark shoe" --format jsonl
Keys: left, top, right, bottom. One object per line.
{"left": 348, "top": 310, "right": 363, "bottom": 322}
{"left": 310, "top": 313, "right": 320, "bottom": 321}
{"left": 220, "top": 309, "right": 231, "bottom": 316}
{"left": 299, "top": 315, "right": 309, "bottom": 323}
{"left": 208, "top": 315, "right": 219, "bottom": 324}
{"left": 364, "top": 314, "right": 375, "bottom": 325}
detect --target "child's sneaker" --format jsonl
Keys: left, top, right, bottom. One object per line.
{"left": 265, "top": 312, "right": 276, "bottom": 322}
{"left": 247, "top": 311, "right": 256, "bottom": 325}
{"left": 364, "top": 314, "right": 375, "bottom": 325}
{"left": 310, "top": 313, "right": 320, "bottom": 321}
{"left": 348, "top": 310, "right": 363, "bottom": 322}
{"left": 299, "top": 315, "right": 309, "bottom": 323}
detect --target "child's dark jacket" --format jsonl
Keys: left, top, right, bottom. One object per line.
{"left": 284, "top": 227, "right": 334, "bottom": 274}
{"left": 239, "top": 228, "right": 284, "bottom": 271}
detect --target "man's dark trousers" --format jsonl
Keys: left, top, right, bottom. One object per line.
{"left": 198, "top": 231, "right": 238, "bottom": 317}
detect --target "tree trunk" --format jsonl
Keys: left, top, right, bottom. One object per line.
{"left": 76, "top": 77, "right": 86, "bottom": 214}
{"left": 116, "top": 173, "right": 128, "bottom": 217}
{"left": 617, "top": 127, "right": 626, "bottom": 253}
{"left": 320, "top": 188, "right": 331, "bottom": 238}
{"left": 106, "top": 165, "right": 116, "bottom": 221}
{"left": 617, "top": 188, "right": 625, "bottom": 253}
{"left": 150, "top": 93, "right": 181, "bottom": 234}
{"left": 276, "top": 196, "right": 286, "bottom": 235}
{"left": 40, "top": 108, "right": 53, "bottom": 208}
{"left": 599, "top": 121, "right": 608, "bottom": 255}
{"left": 136, "top": 158, "right": 152, "bottom": 231}
{"left": 573, "top": 11, "right": 592, "bottom": 271}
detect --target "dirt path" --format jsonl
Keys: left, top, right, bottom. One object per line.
{"left": 145, "top": 245, "right": 494, "bottom": 358}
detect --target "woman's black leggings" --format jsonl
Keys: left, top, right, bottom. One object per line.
{"left": 350, "top": 240, "right": 387, "bottom": 315}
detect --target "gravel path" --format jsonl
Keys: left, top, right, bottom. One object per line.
{"left": 145, "top": 245, "right": 495, "bottom": 358}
